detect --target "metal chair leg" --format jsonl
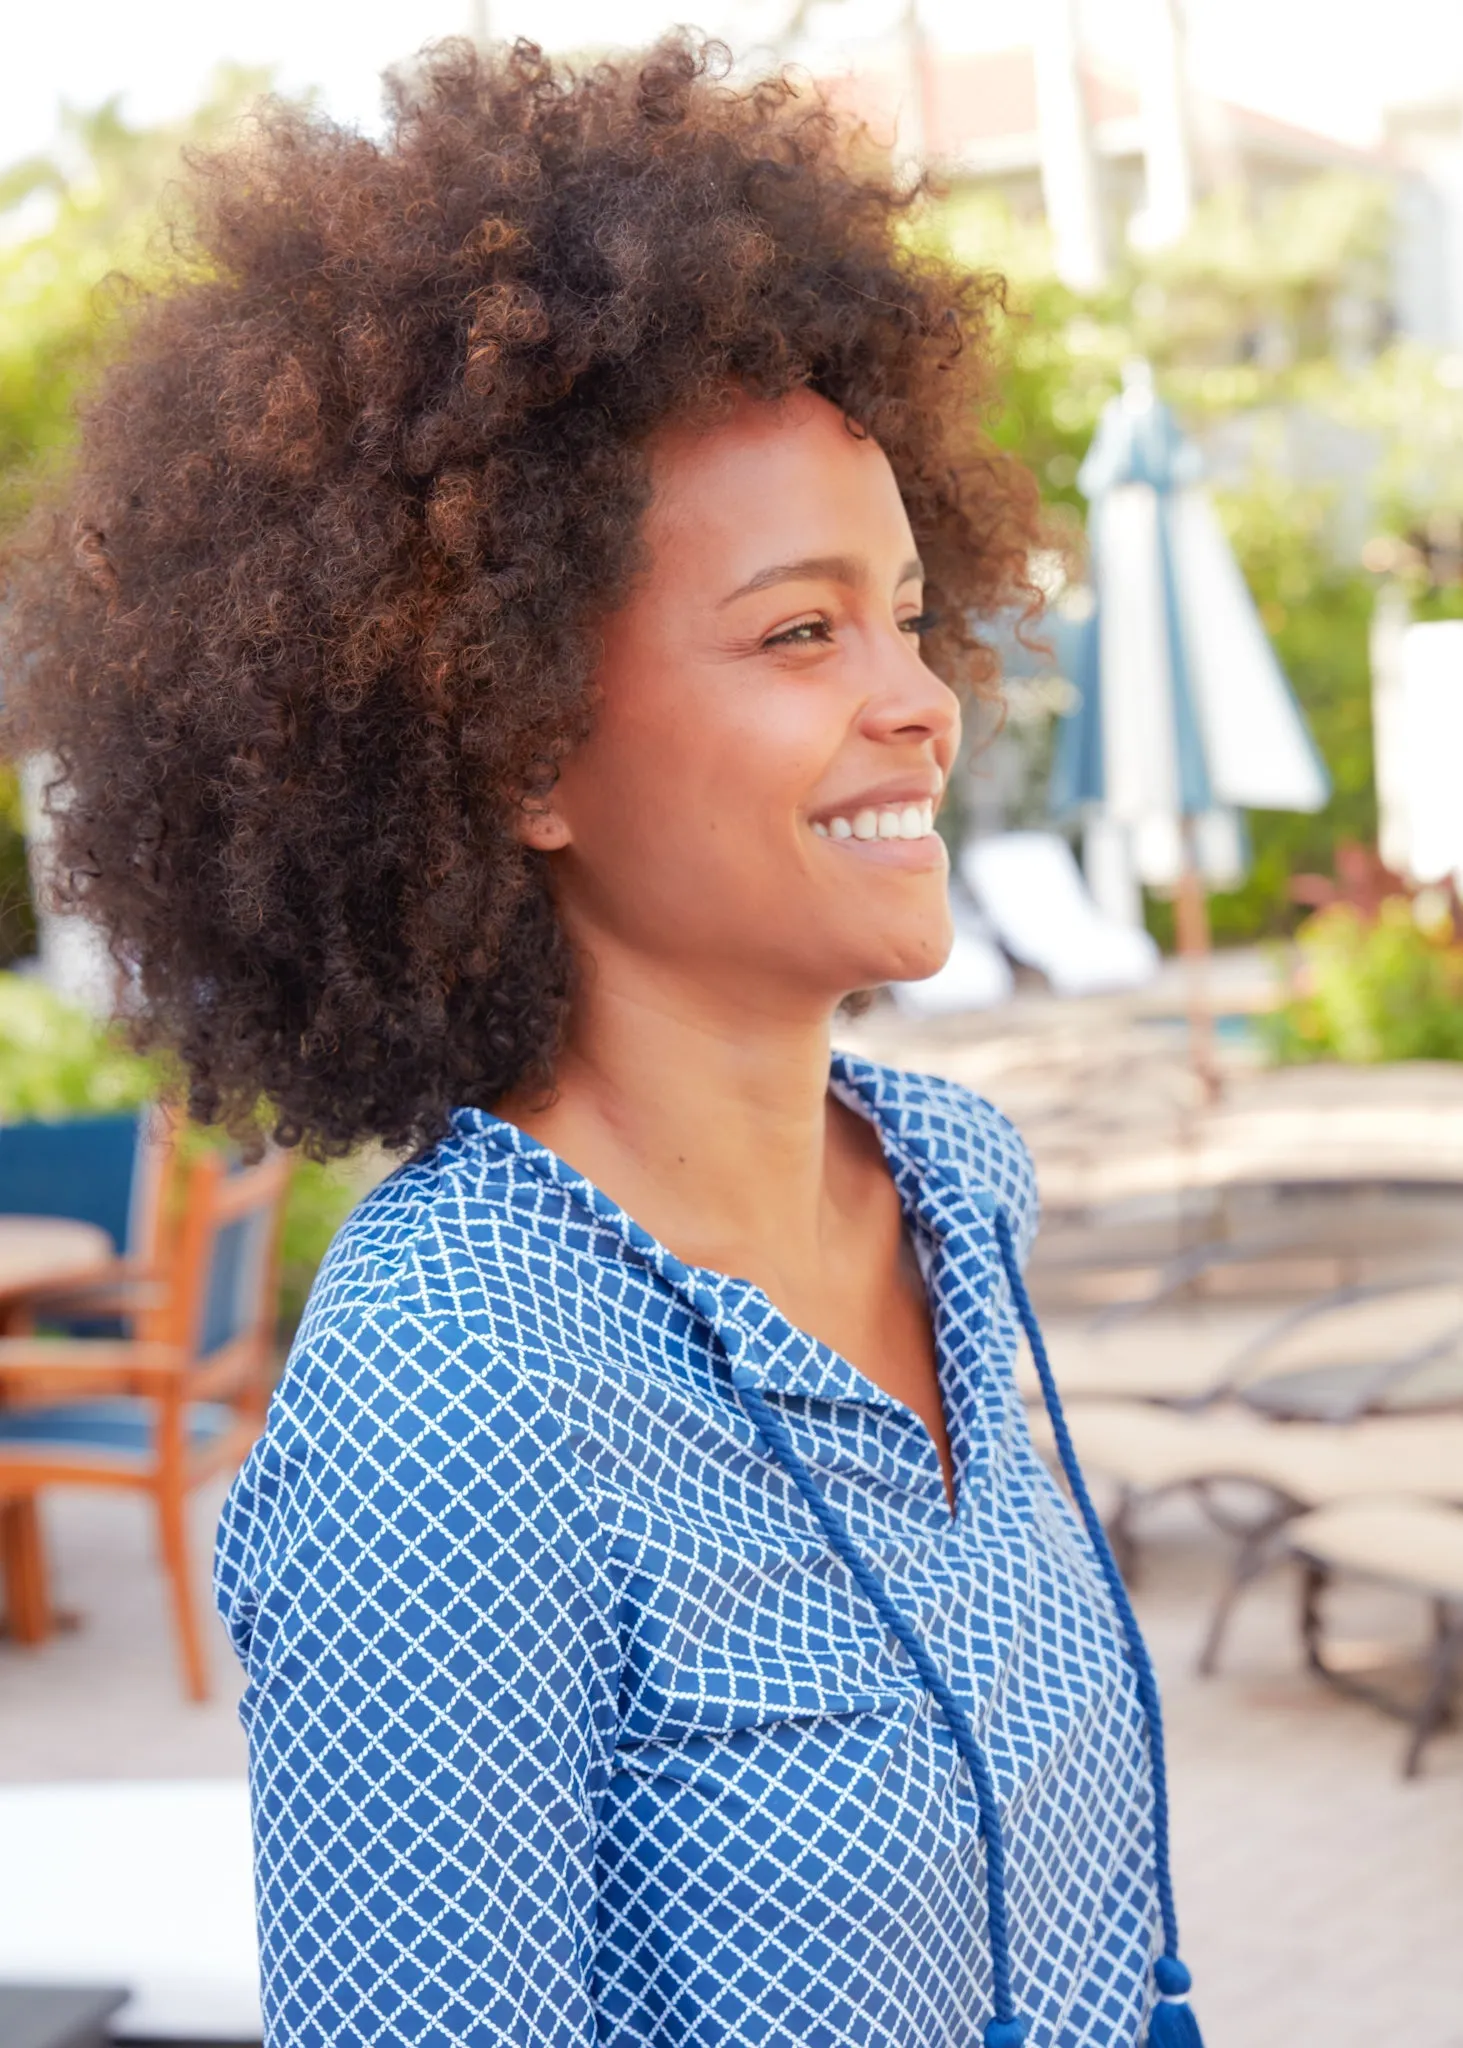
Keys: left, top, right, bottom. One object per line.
{"left": 1402, "top": 1605, "right": 1463, "bottom": 1780}
{"left": 1299, "top": 1557, "right": 1329, "bottom": 1675}
{"left": 1197, "top": 1518, "right": 1289, "bottom": 1677}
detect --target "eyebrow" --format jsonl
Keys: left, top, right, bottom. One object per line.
{"left": 717, "top": 553, "right": 925, "bottom": 607}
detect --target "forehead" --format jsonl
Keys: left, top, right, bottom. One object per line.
{"left": 642, "top": 391, "right": 915, "bottom": 575}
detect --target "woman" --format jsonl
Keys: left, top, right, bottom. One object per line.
{"left": 4, "top": 40, "right": 1201, "bottom": 2048}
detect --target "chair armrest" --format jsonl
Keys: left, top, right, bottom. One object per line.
{"left": 1191, "top": 1269, "right": 1462, "bottom": 1409}
{"left": 0, "top": 1338, "right": 187, "bottom": 1400}
{"left": 1090, "top": 1236, "right": 1281, "bottom": 1333}
{"left": 19, "top": 1282, "right": 171, "bottom": 1325}
{"left": 1235, "top": 1313, "right": 1463, "bottom": 1423}
{"left": 17, "top": 1262, "right": 168, "bottom": 1321}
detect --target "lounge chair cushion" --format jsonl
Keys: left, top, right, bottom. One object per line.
{"left": 1032, "top": 1399, "right": 1463, "bottom": 1508}
{"left": 1286, "top": 1499, "right": 1463, "bottom": 1601}
{"left": 0, "top": 1397, "right": 235, "bottom": 1460}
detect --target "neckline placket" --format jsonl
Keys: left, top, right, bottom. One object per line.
{"left": 452, "top": 1053, "right": 1015, "bottom": 1535}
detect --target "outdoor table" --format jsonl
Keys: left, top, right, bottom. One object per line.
{"left": 0, "top": 1218, "right": 116, "bottom": 1317}
{"left": 0, "top": 1217, "right": 120, "bottom": 1650}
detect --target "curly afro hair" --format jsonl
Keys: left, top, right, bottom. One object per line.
{"left": 3, "top": 36, "right": 1041, "bottom": 1158}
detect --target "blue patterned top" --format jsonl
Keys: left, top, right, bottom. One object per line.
{"left": 217, "top": 1053, "right": 1160, "bottom": 2047}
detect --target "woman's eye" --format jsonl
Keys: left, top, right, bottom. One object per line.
{"left": 764, "top": 616, "right": 834, "bottom": 649}
{"left": 900, "top": 609, "right": 938, "bottom": 637}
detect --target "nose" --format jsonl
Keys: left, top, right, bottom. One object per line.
{"left": 859, "top": 618, "right": 962, "bottom": 752}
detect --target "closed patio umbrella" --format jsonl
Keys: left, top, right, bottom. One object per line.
{"left": 1052, "top": 363, "right": 1330, "bottom": 1093}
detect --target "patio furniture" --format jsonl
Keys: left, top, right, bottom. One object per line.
{"left": 0, "top": 1781, "right": 261, "bottom": 2042}
{"left": 0, "top": 1986, "right": 128, "bottom": 2048}
{"left": 959, "top": 831, "right": 1159, "bottom": 997}
{"left": 0, "top": 1477, "right": 50, "bottom": 1647}
{"left": 0, "top": 1109, "right": 178, "bottom": 1337}
{"left": 1027, "top": 1400, "right": 1463, "bottom": 1674}
{"left": 0, "top": 1214, "right": 148, "bottom": 1647}
{"left": 1287, "top": 1497, "right": 1463, "bottom": 1778}
{"left": 1034, "top": 1268, "right": 1463, "bottom": 1423}
{"left": 0, "top": 1147, "right": 290, "bottom": 1698}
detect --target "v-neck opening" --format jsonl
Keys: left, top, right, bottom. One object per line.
{"left": 455, "top": 1054, "right": 974, "bottom": 1529}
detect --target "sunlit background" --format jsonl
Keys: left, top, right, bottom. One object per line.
{"left": 8, "top": 0, "right": 1463, "bottom": 156}
{"left": 3, "top": 6, "right": 1463, "bottom": 2048}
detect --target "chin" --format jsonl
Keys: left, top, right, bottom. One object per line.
{"left": 844, "top": 913, "right": 955, "bottom": 991}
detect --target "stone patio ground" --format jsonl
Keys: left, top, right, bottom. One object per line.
{"left": 3, "top": 957, "right": 1461, "bottom": 2046}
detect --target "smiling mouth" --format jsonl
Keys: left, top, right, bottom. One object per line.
{"left": 811, "top": 799, "right": 937, "bottom": 843}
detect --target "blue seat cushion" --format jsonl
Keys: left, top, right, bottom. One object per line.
{"left": 0, "top": 1397, "right": 236, "bottom": 1458}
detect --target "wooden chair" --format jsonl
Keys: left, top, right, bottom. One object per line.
{"left": 0, "top": 1107, "right": 179, "bottom": 1645}
{"left": 0, "top": 1477, "right": 50, "bottom": 1645}
{"left": 3, "top": 1105, "right": 180, "bottom": 1337}
{"left": 0, "top": 1145, "right": 290, "bottom": 1699}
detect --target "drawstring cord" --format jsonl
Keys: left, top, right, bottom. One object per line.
{"left": 991, "top": 1210, "right": 1202, "bottom": 2046}
{"left": 730, "top": 1366, "right": 1027, "bottom": 2048}
{"left": 561, "top": 1160, "right": 1199, "bottom": 2043}
{"left": 731, "top": 1206, "right": 1203, "bottom": 2048}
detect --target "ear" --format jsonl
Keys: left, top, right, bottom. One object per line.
{"left": 512, "top": 794, "right": 572, "bottom": 852}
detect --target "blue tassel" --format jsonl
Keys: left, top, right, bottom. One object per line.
{"left": 1146, "top": 1957, "right": 1204, "bottom": 2046}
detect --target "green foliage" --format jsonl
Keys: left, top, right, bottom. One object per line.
{"left": 1198, "top": 480, "right": 1377, "bottom": 943}
{"left": 1263, "top": 900, "right": 1463, "bottom": 1065}
{"left": 0, "top": 69, "right": 271, "bottom": 531}
{"left": 1303, "top": 345, "right": 1463, "bottom": 540}
{"left": 0, "top": 766, "right": 36, "bottom": 966}
{"left": 0, "top": 972, "right": 159, "bottom": 1116}
{"left": 928, "top": 170, "right": 1423, "bottom": 945}
{"left": 935, "top": 170, "right": 1395, "bottom": 518}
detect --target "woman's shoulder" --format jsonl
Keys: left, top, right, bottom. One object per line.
{"left": 263, "top": 1135, "right": 591, "bottom": 1486}
{"left": 306, "top": 1116, "right": 561, "bottom": 1311}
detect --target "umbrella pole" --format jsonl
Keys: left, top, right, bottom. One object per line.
{"left": 1175, "top": 821, "right": 1222, "bottom": 1104}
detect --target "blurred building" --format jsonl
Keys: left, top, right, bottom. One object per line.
{"left": 828, "top": 8, "right": 1463, "bottom": 350}
{"left": 1387, "top": 95, "right": 1463, "bottom": 347}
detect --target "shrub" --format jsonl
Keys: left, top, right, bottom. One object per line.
{"left": 1263, "top": 898, "right": 1463, "bottom": 1064}
{"left": 0, "top": 972, "right": 157, "bottom": 1115}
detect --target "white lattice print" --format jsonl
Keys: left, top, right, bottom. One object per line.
{"left": 216, "top": 1054, "right": 1160, "bottom": 2046}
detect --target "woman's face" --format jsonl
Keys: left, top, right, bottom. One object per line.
{"left": 526, "top": 390, "right": 961, "bottom": 1009}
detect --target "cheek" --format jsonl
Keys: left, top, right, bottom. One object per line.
{"left": 565, "top": 678, "right": 828, "bottom": 876}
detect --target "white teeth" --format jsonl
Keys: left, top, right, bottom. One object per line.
{"left": 818, "top": 801, "right": 938, "bottom": 843}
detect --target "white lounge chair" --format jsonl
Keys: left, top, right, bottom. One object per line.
{"left": 0, "top": 1779, "right": 261, "bottom": 2040}
{"left": 960, "top": 830, "right": 1159, "bottom": 997}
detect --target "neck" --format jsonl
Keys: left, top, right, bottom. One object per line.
{"left": 502, "top": 948, "right": 844, "bottom": 1271}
